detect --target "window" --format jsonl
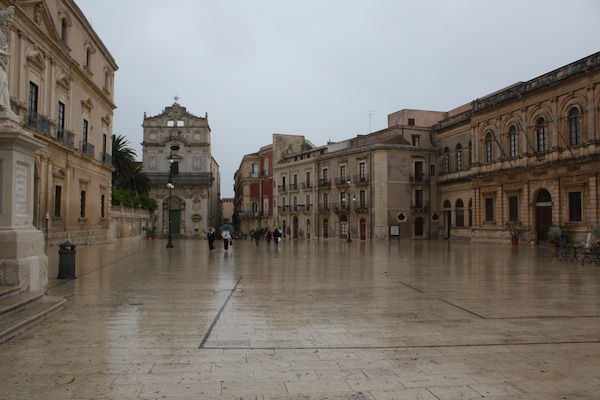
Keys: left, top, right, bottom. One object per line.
{"left": 359, "top": 190, "right": 366, "bottom": 208}
{"left": 322, "top": 168, "right": 328, "bottom": 181}
{"left": 101, "top": 194, "right": 105, "bottom": 218}
{"left": 414, "top": 161, "right": 423, "bottom": 182}
{"left": 29, "top": 82, "right": 39, "bottom": 113}
{"left": 468, "top": 141, "right": 473, "bottom": 164}
{"left": 509, "top": 196, "right": 518, "bottom": 222}
{"left": 509, "top": 125, "right": 518, "bottom": 157}
{"left": 568, "top": 107, "right": 581, "bottom": 146}
{"left": 340, "top": 165, "right": 346, "bottom": 181}
{"left": 323, "top": 193, "right": 329, "bottom": 208}
{"left": 61, "top": 18, "right": 68, "bottom": 42}
{"left": 408, "top": 118, "right": 415, "bottom": 126}
{"left": 263, "top": 158, "right": 269, "bottom": 175}
{"left": 456, "top": 144, "right": 463, "bottom": 171}
{"left": 252, "top": 202, "right": 258, "bottom": 215}
{"left": 306, "top": 195, "right": 311, "bottom": 209}
{"left": 341, "top": 192, "right": 347, "bottom": 209}
{"left": 415, "top": 190, "right": 423, "bottom": 208}
{"left": 102, "top": 133, "right": 107, "bottom": 155}
{"left": 54, "top": 186, "right": 62, "bottom": 217}
{"left": 536, "top": 117, "right": 547, "bottom": 152}
{"left": 82, "top": 119, "right": 88, "bottom": 144}
{"left": 443, "top": 147, "right": 450, "bottom": 173}
{"left": 485, "top": 132, "right": 494, "bottom": 162}
{"left": 430, "top": 164, "right": 436, "bottom": 176}
{"left": 412, "top": 135, "right": 420, "bottom": 146}
{"left": 251, "top": 163, "right": 258, "bottom": 177}
{"left": 456, "top": 199, "right": 464, "bottom": 227}
{"left": 170, "top": 161, "right": 179, "bottom": 175}
{"left": 569, "top": 192, "right": 582, "bottom": 221}
{"left": 485, "top": 198, "right": 494, "bottom": 222}
{"left": 306, "top": 171, "right": 311, "bottom": 187}
{"left": 468, "top": 199, "right": 473, "bottom": 227}
{"left": 85, "top": 47, "right": 91, "bottom": 67}
{"left": 359, "top": 162, "right": 366, "bottom": 181}
{"left": 263, "top": 199, "right": 269, "bottom": 215}
{"left": 293, "top": 196, "right": 298, "bottom": 211}
{"left": 80, "top": 190, "right": 86, "bottom": 218}
{"left": 58, "top": 102, "right": 65, "bottom": 129}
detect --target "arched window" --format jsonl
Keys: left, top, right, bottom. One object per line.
{"left": 443, "top": 200, "right": 451, "bottom": 209}
{"left": 508, "top": 125, "right": 518, "bottom": 157}
{"left": 456, "top": 199, "right": 464, "bottom": 227}
{"left": 85, "top": 47, "right": 91, "bottom": 67}
{"left": 456, "top": 144, "right": 463, "bottom": 171}
{"left": 485, "top": 132, "right": 494, "bottom": 162}
{"left": 443, "top": 147, "right": 450, "bottom": 173}
{"left": 568, "top": 107, "right": 581, "bottom": 146}
{"left": 61, "top": 18, "right": 68, "bottom": 42}
{"left": 468, "top": 199, "right": 473, "bottom": 227}
{"left": 536, "top": 117, "right": 547, "bottom": 152}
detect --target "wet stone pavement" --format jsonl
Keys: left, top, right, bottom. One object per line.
{"left": 0, "top": 238, "right": 599, "bottom": 399}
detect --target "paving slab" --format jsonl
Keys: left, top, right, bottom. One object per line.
{"left": 0, "top": 238, "right": 598, "bottom": 399}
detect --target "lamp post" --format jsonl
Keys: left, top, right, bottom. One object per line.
{"left": 166, "top": 182, "right": 174, "bottom": 248}
{"left": 166, "top": 145, "right": 179, "bottom": 248}
{"left": 346, "top": 179, "right": 356, "bottom": 243}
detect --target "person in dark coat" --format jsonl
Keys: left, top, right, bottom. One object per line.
{"left": 273, "top": 227, "right": 282, "bottom": 246}
{"left": 253, "top": 229, "right": 262, "bottom": 246}
{"left": 207, "top": 227, "right": 216, "bottom": 251}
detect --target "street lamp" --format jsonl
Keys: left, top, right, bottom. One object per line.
{"left": 166, "top": 145, "right": 179, "bottom": 248}
{"left": 346, "top": 179, "right": 356, "bottom": 243}
{"left": 166, "top": 181, "right": 174, "bottom": 248}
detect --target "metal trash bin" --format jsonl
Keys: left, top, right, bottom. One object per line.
{"left": 57, "top": 241, "right": 77, "bottom": 279}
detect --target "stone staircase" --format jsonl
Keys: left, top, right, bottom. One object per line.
{"left": 0, "top": 285, "right": 65, "bottom": 343}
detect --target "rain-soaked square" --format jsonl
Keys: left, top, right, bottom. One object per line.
{"left": 0, "top": 239, "right": 599, "bottom": 399}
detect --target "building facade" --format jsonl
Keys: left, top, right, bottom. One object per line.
{"left": 6, "top": 0, "right": 117, "bottom": 245}
{"left": 142, "top": 102, "right": 220, "bottom": 238}
{"left": 436, "top": 52, "right": 600, "bottom": 244}
{"left": 233, "top": 143, "right": 274, "bottom": 236}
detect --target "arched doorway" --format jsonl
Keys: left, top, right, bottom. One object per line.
{"left": 360, "top": 218, "right": 366, "bottom": 240}
{"left": 415, "top": 217, "right": 424, "bottom": 236}
{"left": 535, "top": 189, "right": 552, "bottom": 243}
{"left": 323, "top": 219, "right": 329, "bottom": 238}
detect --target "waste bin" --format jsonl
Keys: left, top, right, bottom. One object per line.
{"left": 57, "top": 241, "right": 77, "bottom": 279}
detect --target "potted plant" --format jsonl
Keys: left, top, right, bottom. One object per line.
{"left": 547, "top": 225, "right": 561, "bottom": 246}
{"left": 143, "top": 225, "right": 157, "bottom": 240}
{"left": 505, "top": 221, "right": 525, "bottom": 245}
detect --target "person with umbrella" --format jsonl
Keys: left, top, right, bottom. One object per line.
{"left": 220, "top": 224, "right": 234, "bottom": 250}
{"left": 252, "top": 228, "right": 262, "bottom": 246}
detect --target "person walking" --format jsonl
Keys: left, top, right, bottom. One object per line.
{"left": 207, "top": 227, "right": 216, "bottom": 251}
{"left": 253, "top": 229, "right": 262, "bottom": 247}
{"left": 221, "top": 229, "right": 232, "bottom": 250}
{"left": 273, "top": 227, "right": 282, "bottom": 246}
{"left": 265, "top": 229, "right": 272, "bottom": 245}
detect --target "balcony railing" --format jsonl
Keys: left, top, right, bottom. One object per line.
{"left": 318, "top": 203, "right": 331, "bottom": 212}
{"left": 288, "top": 183, "right": 299, "bottom": 191}
{"left": 409, "top": 174, "right": 429, "bottom": 184}
{"left": 80, "top": 141, "right": 95, "bottom": 157}
{"left": 146, "top": 172, "right": 214, "bottom": 186}
{"left": 27, "top": 110, "right": 51, "bottom": 135}
{"left": 318, "top": 179, "right": 331, "bottom": 188}
{"left": 102, "top": 152, "right": 113, "bottom": 165}
{"left": 302, "top": 182, "right": 313, "bottom": 189}
{"left": 278, "top": 184, "right": 287, "bottom": 193}
{"left": 56, "top": 126, "right": 75, "bottom": 146}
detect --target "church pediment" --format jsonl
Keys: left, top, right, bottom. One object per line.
{"left": 25, "top": 46, "right": 45, "bottom": 70}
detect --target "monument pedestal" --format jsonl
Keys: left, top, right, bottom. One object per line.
{"left": 0, "top": 111, "right": 48, "bottom": 293}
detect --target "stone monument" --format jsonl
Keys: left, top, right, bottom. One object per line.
{"left": 0, "top": 6, "right": 48, "bottom": 293}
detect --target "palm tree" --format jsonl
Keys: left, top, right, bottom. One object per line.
{"left": 112, "top": 134, "right": 137, "bottom": 190}
{"left": 128, "top": 164, "right": 151, "bottom": 195}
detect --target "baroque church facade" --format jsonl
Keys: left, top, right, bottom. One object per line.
{"left": 142, "top": 102, "right": 221, "bottom": 238}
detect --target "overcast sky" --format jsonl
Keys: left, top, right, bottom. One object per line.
{"left": 76, "top": 0, "right": 600, "bottom": 197}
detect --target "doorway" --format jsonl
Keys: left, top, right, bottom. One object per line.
{"left": 535, "top": 189, "right": 552, "bottom": 243}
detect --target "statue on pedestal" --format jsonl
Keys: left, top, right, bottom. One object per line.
{"left": 0, "top": 6, "right": 14, "bottom": 110}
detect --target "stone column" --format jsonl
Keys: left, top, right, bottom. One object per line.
{"left": 0, "top": 111, "right": 48, "bottom": 292}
